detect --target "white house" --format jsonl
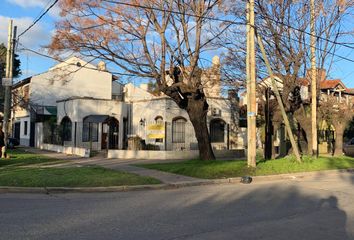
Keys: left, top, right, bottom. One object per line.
{"left": 12, "top": 56, "right": 243, "bottom": 159}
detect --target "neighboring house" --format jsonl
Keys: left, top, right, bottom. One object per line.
{"left": 240, "top": 68, "right": 354, "bottom": 155}
{"left": 12, "top": 56, "right": 241, "bottom": 158}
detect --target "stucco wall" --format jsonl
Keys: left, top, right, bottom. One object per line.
{"left": 39, "top": 143, "right": 89, "bottom": 157}
{"left": 57, "top": 98, "right": 129, "bottom": 150}
{"left": 15, "top": 117, "right": 30, "bottom": 146}
{"left": 29, "top": 58, "right": 113, "bottom": 106}
{"left": 107, "top": 149, "right": 245, "bottom": 160}
{"left": 131, "top": 97, "right": 237, "bottom": 150}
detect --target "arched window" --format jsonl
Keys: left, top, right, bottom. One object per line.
{"left": 210, "top": 119, "right": 226, "bottom": 143}
{"left": 61, "top": 117, "right": 72, "bottom": 141}
{"left": 154, "top": 116, "right": 164, "bottom": 143}
{"left": 82, "top": 117, "right": 98, "bottom": 142}
{"left": 155, "top": 116, "right": 163, "bottom": 125}
{"left": 172, "top": 117, "right": 187, "bottom": 143}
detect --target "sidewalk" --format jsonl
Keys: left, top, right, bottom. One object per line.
{"left": 9, "top": 147, "right": 354, "bottom": 194}
{"left": 21, "top": 147, "right": 203, "bottom": 184}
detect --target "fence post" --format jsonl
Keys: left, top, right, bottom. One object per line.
{"left": 227, "top": 123, "right": 230, "bottom": 150}
{"left": 164, "top": 121, "right": 167, "bottom": 151}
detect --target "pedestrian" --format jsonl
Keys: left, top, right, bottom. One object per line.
{"left": 0, "top": 129, "right": 5, "bottom": 158}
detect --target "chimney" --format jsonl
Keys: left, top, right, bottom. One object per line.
{"left": 306, "top": 68, "right": 326, "bottom": 82}
{"left": 212, "top": 55, "right": 220, "bottom": 67}
{"left": 97, "top": 61, "right": 106, "bottom": 71}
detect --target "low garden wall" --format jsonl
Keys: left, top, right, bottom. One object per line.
{"left": 107, "top": 149, "right": 245, "bottom": 160}
{"left": 39, "top": 143, "right": 90, "bottom": 158}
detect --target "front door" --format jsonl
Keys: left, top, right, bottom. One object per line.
{"left": 101, "top": 123, "right": 108, "bottom": 150}
{"left": 14, "top": 122, "right": 20, "bottom": 140}
{"left": 123, "top": 118, "right": 128, "bottom": 149}
{"left": 108, "top": 118, "right": 119, "bottom": 149}
{"left": 29, "top": 122, "right": 35, "bottom": 147}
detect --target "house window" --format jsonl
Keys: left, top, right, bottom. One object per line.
{"left": 24, "top": 121, "right": 28, "bottom": 135}
{"left": 82, "top": 118, "right": 98, "bottom": 142}
{"left": 155, "top": 116, "right": 163, "bottom": 143}
{"left": 61, "top": 117, "right": 72, "bottom": 141}
{"left": 210, "top": 119, "right": 225, "bottom": 143}
{"left": 172, "top": 117, "right": 186, "bottom": 143}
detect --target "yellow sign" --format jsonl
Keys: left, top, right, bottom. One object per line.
{"left": 147, "top": 133, "right": 165, "bottom": 139}
{"left": 147, "top": 124, "right": 165, "bottom": 139}
{"left": 147, "top": 124, "right": 164, "bottom": 131}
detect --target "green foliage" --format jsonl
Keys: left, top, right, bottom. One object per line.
{"left": 344, "top": 117, "right": 354, "bottom": 142}
{"left": 0, "top": 43, "right": 21, "bottom": 78}
{"left": 138, "top": 155, "right": 354, "bottom": 179}
{"left": 147, "top": 79, "right": 160, "bottom": 95}
{"left": 0, "top": 43, "right": 22, "bottom": 105}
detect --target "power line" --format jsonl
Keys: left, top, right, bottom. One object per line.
{"left": 257, "top": 13, "right": 354, "bottom": 51}
{"left": 17, "top": 0, "right": 354, "bottom": 76}
{"left": 103, "top": 0, "right": 354, "bottom": 51}
{"left": 104, "top": 0, "right": 244, "bottom": 26}
{"left": 17, "top": 0, "right": 59, "bottom": 39}
{"left": 17, "top": 43, "right": 136, "bottom": 77}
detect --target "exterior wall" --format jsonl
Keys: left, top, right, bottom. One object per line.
{"left": 15, "top": 117, "right": 30, "bottom": 146}
{"left": 57, "top": 98, "right": 129, "bottom": 150}
{"left": 124, "top": 83, "right": 156, "bottom": 101}
{"left": 29, "top": 58, "right": 113, "bottom": 106}
{"left": 35, "top": 122, "right": 44, "bottom": 148}
{"left": 39, "top": 143, "right": 89, "bottom": 157}
{"left": 107, "top": 149, "right": 245, "bottom": 160}
{"left": 12, "top": 82, "right": 31, "bottom": 119}
{"left": 130, "top": 97, "right": 239, "bottom": 150}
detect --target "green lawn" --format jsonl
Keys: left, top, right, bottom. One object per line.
{"left": 0, "top": 149, "right": 160, "bottom": 187}
{"left": 0, "top": 149, "right": 67, "bottom": 167}
{"left": 137, "top": 155, "right": 354, "bottom": 179}
{"left": 0, "top": 166, "right": 160, "bottom": 187}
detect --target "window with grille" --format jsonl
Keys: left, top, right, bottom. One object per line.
{"left": 24, "top": 121, "right": 28, "bottom": 135}
{"left": 82, "top": 118, "right": 98, "bottom": 142}
{"left": 61, "top": 117, "right": 72, "bottom": 141}
{"left": 155, "top": 116, "right": 164, "bottom": 143}
{"left": 210, "top": 119, "right": 225, "bottom": 143}
{"left": 172, "top": 117, "right": 186, "bottom": 143}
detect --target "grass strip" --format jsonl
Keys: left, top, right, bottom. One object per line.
{"left": 137, "top": 155, "right": 354, "bottom": 179}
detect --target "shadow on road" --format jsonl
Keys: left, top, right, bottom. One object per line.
{"left": 0, "top": 183, "right": 351, "bottom": 240}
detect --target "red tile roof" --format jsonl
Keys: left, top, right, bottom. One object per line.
{"left": 319, "top": 79, "right": 346, "bottom": 90}
{"left": 345, "top": 88, "right": 354, "bottom": 94}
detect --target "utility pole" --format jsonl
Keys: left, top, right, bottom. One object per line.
{"left": 246, "top": 0, "right": 256, "bottom": 167}
{"left": 2, "top": 20, "right": 15, "bottom": 158}
{"left": 310, "top": 0, "right": 318, "bottom": 157}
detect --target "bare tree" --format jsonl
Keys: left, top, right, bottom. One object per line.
{"left": 224, "top": 0, "right": 354, "bottom": 155}
{"left": 49, "top": 0, "right": 234, "bottom": 160}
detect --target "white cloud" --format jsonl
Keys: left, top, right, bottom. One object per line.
{"left": 6, "top": 0, "right": 61, "bottom": 18}
{"left": 0, "top": 15, "right": 50, "bottom": 49}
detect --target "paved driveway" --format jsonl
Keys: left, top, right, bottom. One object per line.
{"left": 1, "top": 171, "right": 354, "bottom": 239}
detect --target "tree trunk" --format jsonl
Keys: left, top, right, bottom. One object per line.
{"left": 295, "top": 117, "right": 312, "bottom": 155}
{"left": 304, "top": 126, "right": 312, "bottom": 155}
{"left": 334, "top": 125, "right": 344, "bottom": 156}
{"left": 187, "top": 98, "right": 215, "bottom": 160}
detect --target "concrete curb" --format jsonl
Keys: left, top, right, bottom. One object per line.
{"left": 1, "top": 168, "right": 354, "bottom": 194}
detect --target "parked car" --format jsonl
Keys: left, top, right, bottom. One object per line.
{"left": 8, "top": 138, "right": 19, "bottom": 149}
{"left": 343, "top": 138, "right": 354, "bottom": 156}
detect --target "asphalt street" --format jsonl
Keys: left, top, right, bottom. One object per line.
{"left": 1, "top": 172, "right": 354, "bottom": 240}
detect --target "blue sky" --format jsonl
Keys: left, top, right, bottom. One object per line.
{"left": 0, "top": 0, "right": 353, "bottom": 88}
